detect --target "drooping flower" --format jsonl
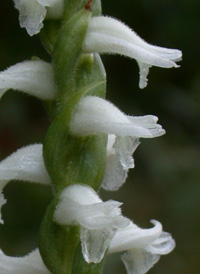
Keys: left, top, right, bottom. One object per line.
{"left": 13, "top": 0, "right": 64, "bottom": 36}
{"left": 54, "top": 184, "right": 129, "bottom": 263}
{"left": 84, "top": 16, "right": 182, "bottom": 88}
{"left": 0, "top": 248, "right": 50, "bottom": 274}
{"left": 0, "top": 60, "right": 55, "bottom": 100}
{"left": 0, "top": 144, "right": 51, "bottom": 224}
{"left": 108, "top": 220, "right": 175, "bottom": 274}
{"left": 70, "top": 96, "right": 165, "bottom": 190}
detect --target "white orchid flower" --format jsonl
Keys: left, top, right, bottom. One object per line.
{"left": 0, "top": 144, "right": 51, "bottom": 224}
{"left": 0, "top": 248, "right": 50, "bottom": 273}
{"left": 84, "top": 16, "right": 182, "bottom": 88}
{"left": 13, "top": 0, "right": 64, "bottom": 36}
{"left": 0, "top": 60, "right": 55, "bottom": 100}
{"left": 70, "top": 96, "right": 165, "bottom": 191}
{"left": 54, "top": 184, "right": 129, "bottom": 264}
{"left": 108, "top": 220, "right": 175, "bottom": 274}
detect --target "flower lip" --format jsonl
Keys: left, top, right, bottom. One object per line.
{"left": 14, "top": 0, "right": 64, "bottom": 36}
{"left": 108, "top": 220, "right": 163, "bottom": 253}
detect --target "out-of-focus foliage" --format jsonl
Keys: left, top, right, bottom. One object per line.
{"left": 0, "top": 1, "right": 199, "bottom": 273}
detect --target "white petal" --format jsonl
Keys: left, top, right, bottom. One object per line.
{"left": 0, "top": 144, "right": 51, "bottom": 224}
{"left": 84, "top": 16, "right": 182, "bottom": 88}
{"left": 70, "top": 96, "right": 165, "bottom": 138}
{"left": 0, "top": 61, "right": 55, "bottom": 100}
{"left": 108, "top": 220, "right": 175, "bottom": 274}
{"left": 86, "top": 17, "right": 182, "bottom": 61}
{"left": 145, "top": 232, "right": 176, "bottom": 255}
{"left": 54, "top": 184, "right": 128, "bottom": 229}
{"left": 127, "top": 115, "right": 158, "bottom": 125}
{"left": 109, "top": 220, "right": 162, "bottom": 253}
{"left": 84, "top": 32, "right": 177, "bottom": 68}
{"left": 121, "top": 249, "right": 160, "bottom": 274}
{"left": 0, "top": 248, "right": 50, "bottom": 274}
{"left": 80, "top": 226, "right": 117, "bottom": 263}
{"left": 102, "top": 136, "right": 140, "bottom": 191}
{"left": 14, "top": 0, "right": 46, "bottom": 36}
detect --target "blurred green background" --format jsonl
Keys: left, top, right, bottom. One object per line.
{"left": 0, "top": 1, "right": 200, "bottom": 273}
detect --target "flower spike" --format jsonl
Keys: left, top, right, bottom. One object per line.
{"left": 70, "top": 96, "right": 165, "bottom": 190}
{"left": 54, "top": 184, "right": 129, "bottom": 263}
{"left": 84, "top": 16, "right": 182, "bottom": 88}
{"left": 0, "top": 60, "right": 55, "bottom": 101}
{"left": 108, "top": 220, "right": 175, "bottom": 274}
{"left": 0, "top": 248, "right": 50, "bottom": 273}
{"left": 13, "top": 0, "right": 64, "bottom": 36}
{"left": 0, "top": 144, "right": 51, "bottom": 224}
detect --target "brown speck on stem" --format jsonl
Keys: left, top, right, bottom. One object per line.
{"left": 85, "top": 0, "right": 92, "bottom": 11}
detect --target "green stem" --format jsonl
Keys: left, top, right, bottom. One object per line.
{"left": 39, "top": 1, "right": 107, "bottom": 273}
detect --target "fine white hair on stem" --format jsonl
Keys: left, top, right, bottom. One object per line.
{"left": 0, "top": 248, "right": 50, "bottom": 274}
{"left": 0, "top": 144, "right": 51, "bottom": 224}
{"left": 0, "top": 60, "right": 56, "bottom": 100}
{"left": 84, "top": 16, "right": 182, "bottom": 88}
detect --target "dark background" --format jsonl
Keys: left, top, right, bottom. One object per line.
{"left": 0, "top": 1, "right": 200, "bottom": 273}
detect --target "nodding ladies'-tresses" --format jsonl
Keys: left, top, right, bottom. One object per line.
{"left": 0, "top": 0, "right": 182, "bottom": 273}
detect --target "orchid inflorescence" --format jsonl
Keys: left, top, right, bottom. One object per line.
{"left": 0, "top": 1, "right": 181, "bottom": 273}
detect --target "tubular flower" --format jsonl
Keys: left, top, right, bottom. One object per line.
{"left": 70, "top": 96, "right": 165, "bottom": 190}
{"left": 13, "top": 0, "right": 64, "bottom": 36}
{"left": 84, "top": 16, "right": 182, "bottom": 88}
{"left": 0, "top": 60, "right": 55, "bottom": 100}
{"left": 54, "top": 184, "right": 129, "bottom": 264}
{"left": 0, "top": 144, "right": 51, "bottom": 224}
{"left": 0, "top": 248, "right": 50, "bottom": 274}
{"left": 108, "top": 220, "right": 175, "bottom": 274}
